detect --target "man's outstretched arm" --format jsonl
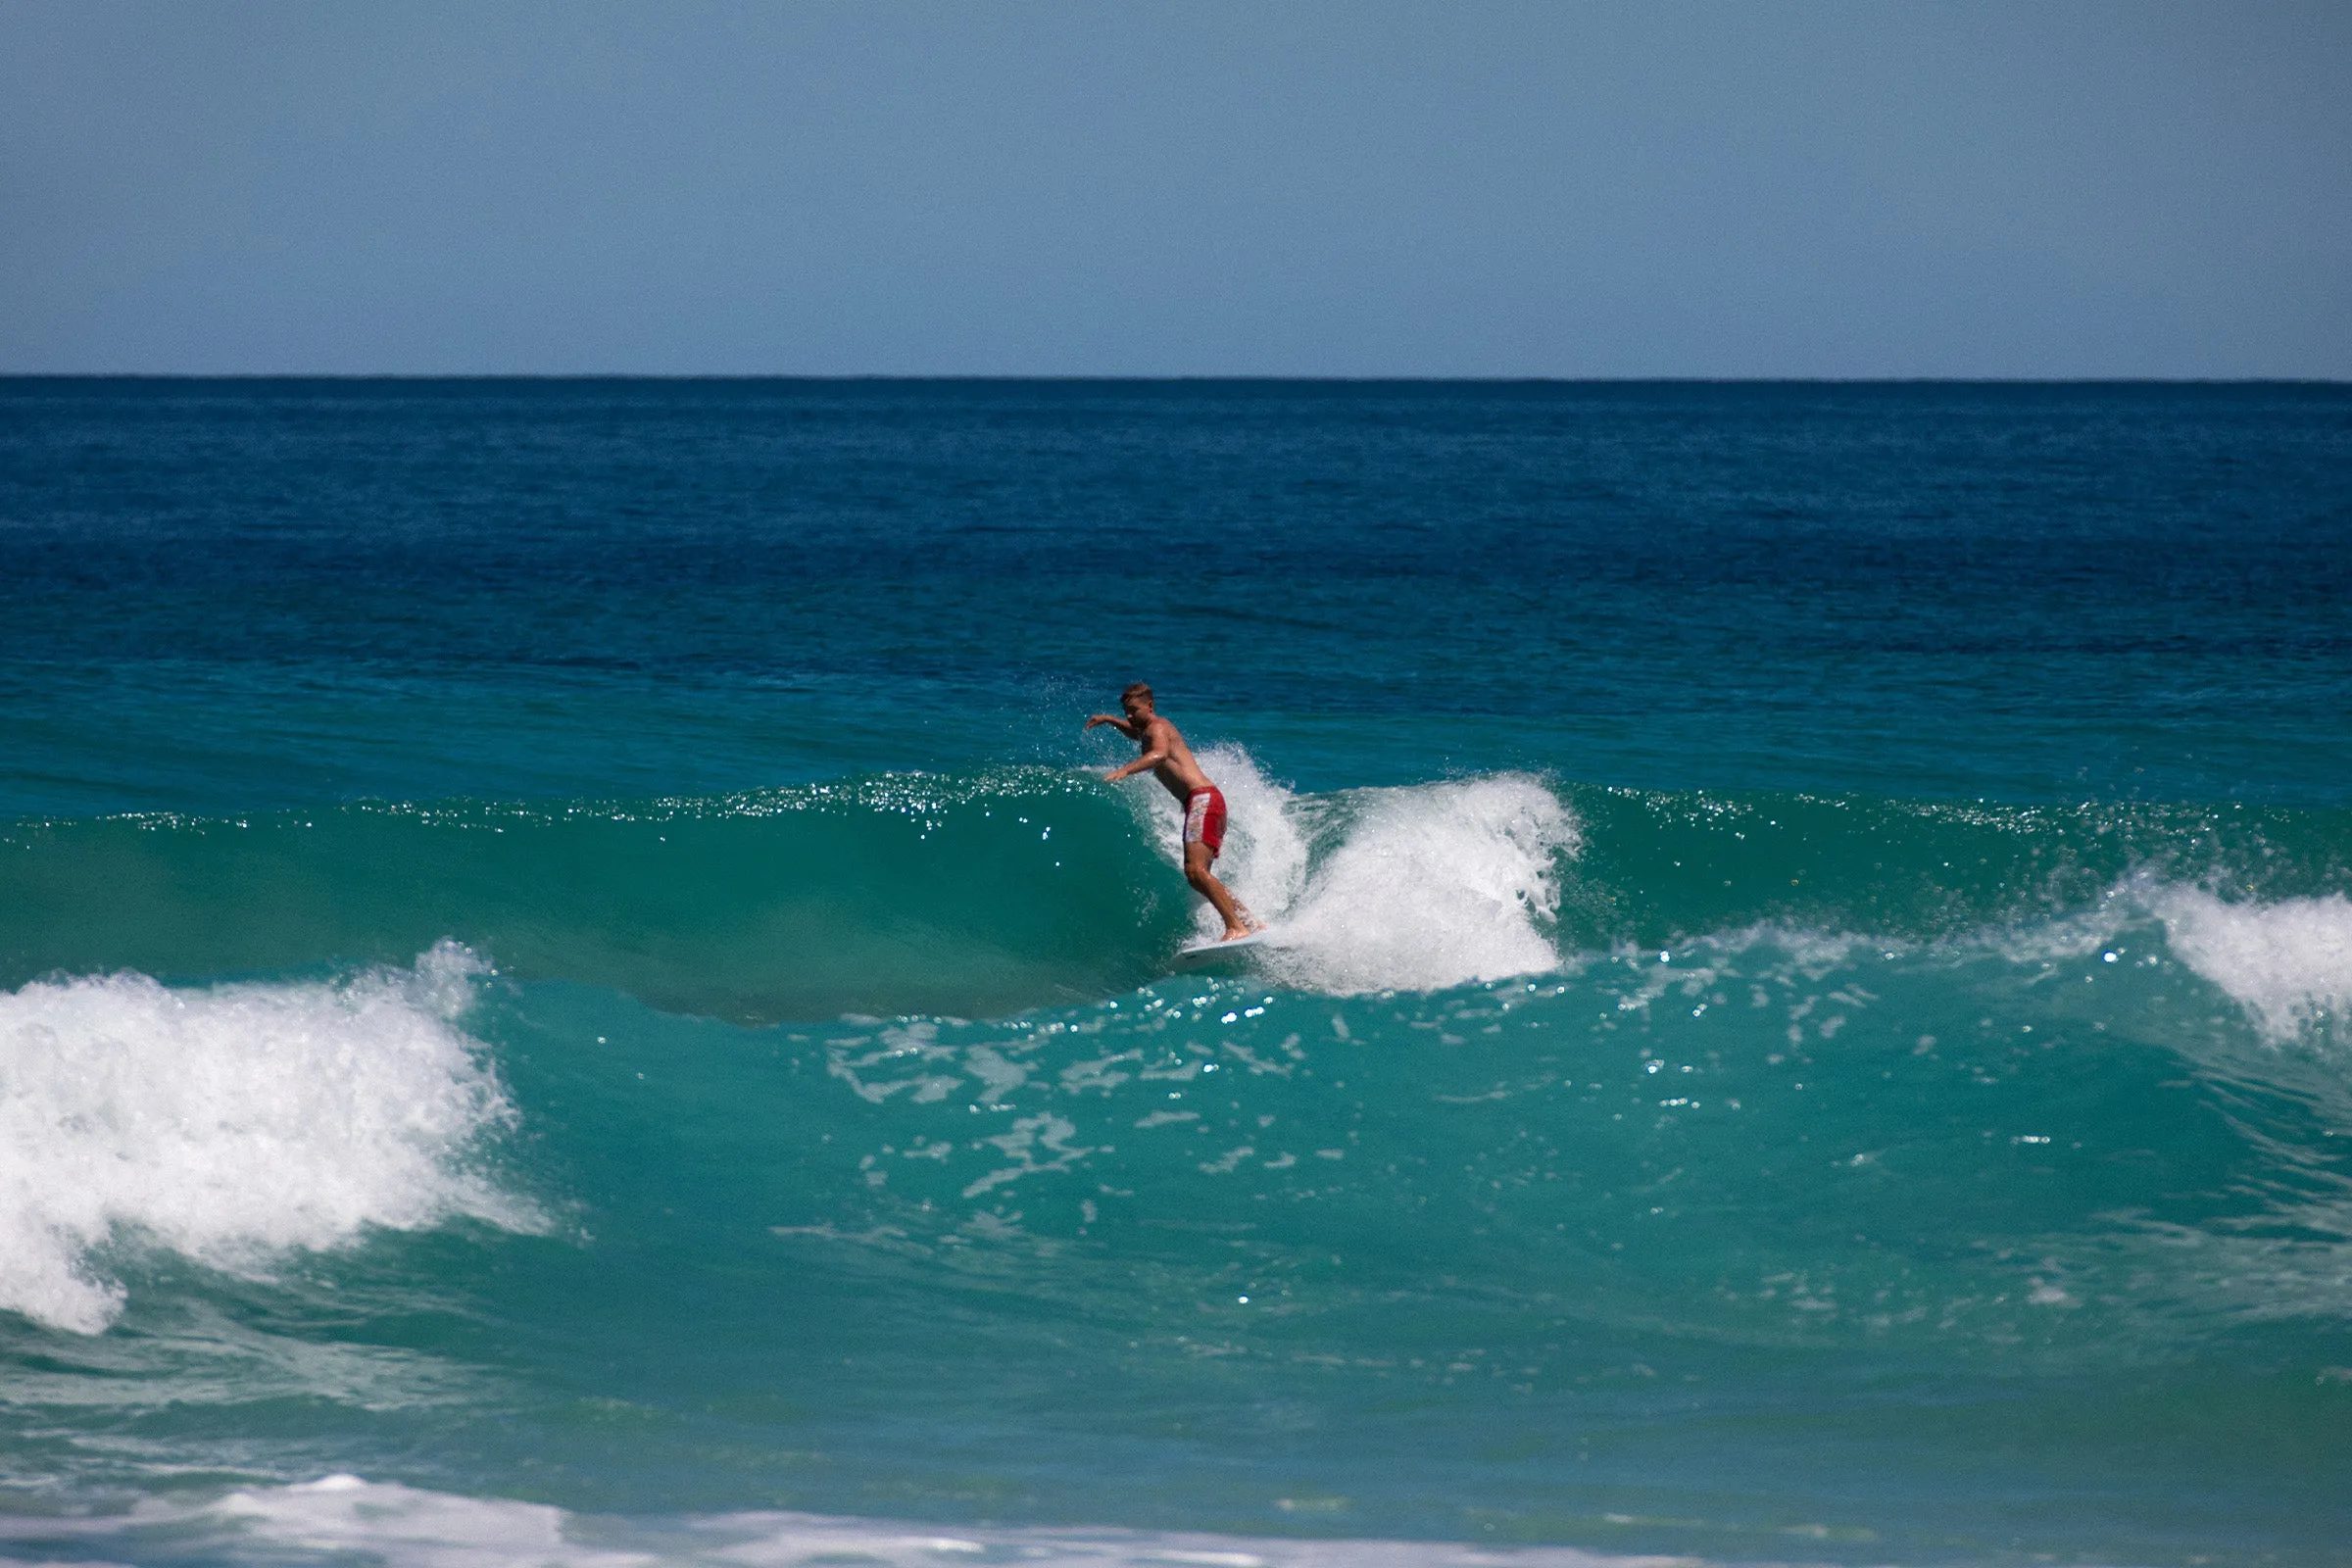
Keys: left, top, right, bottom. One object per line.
{"left": 1085, "top": 713, "right": 1142, "bottom": 738}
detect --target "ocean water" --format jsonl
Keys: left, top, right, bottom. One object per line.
{"left": 2, "top": 378, "right": 2349, "bottom": 1567}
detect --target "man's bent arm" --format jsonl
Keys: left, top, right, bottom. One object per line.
{"left": 1103, "top": 750, "right": 1167, "bottom": 783}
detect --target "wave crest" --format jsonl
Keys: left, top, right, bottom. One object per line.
{"left": 0, "top": 943, "right": 537, "bottom": 1334}
{"left": 2149, "top": 885, "right": 2352, "bottom": 1045}
{"left": 1124, "top": 753, "right": 1577, "bottom": 993}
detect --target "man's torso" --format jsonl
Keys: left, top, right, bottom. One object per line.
{"left": 1145, "top": 717, "right": 1215, "bottom": 802}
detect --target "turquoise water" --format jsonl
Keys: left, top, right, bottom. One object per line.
{"left": 2, "top": 380, "right": 2349, "bottom": 1566}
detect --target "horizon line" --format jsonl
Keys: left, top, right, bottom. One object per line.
{"left": 2, "top": 372, "right": 2345, "bottom": 387}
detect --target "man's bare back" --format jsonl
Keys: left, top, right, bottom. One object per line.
{"left": 1086, "top": 683, "right": 1258, "bottom": 942}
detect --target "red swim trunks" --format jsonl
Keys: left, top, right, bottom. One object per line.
{"left": 1183, "top": 787, "right": 1228, "bottom": 858}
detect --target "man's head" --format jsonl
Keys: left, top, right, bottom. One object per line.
{"left": 1120, "top": 681, "right": 1154, "bottom": 719}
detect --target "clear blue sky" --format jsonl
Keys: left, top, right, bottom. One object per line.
{"left": 3, "top": 1, "right": 2345, "bottom": 377}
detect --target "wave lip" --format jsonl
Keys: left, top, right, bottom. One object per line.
{"left": 0, "top": 942, "right": 537, "bottom": 1334}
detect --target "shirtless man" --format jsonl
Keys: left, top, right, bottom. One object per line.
{"left": 1086, "top": 682, "right": 1259, "bottom": 941}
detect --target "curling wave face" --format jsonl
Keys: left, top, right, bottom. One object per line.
{"left": 0, "top": 772, "right": 1183, "bottom": 1023}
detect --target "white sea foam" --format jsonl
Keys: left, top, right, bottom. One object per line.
{"left": 1904, "top": 875, "right": 2352, "bottom": 1053}
{"left": 0, "top": 1474, "right": 1708, "bottom": 1568}
{"left": 0, "top": 943, "right": 538, "bottom": 1335}
{"left": 1127, "top": 752, "right": 1576, "bottom": 994}
{"left": 1265, "top": 774, "right": 1575, "bottom": 993}
{"left": 2145, "top": 885, "right": 2352, "bottom": 1044}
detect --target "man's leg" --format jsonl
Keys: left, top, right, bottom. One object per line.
{"left": 1185, "top": 843, "right": 1256, "bottom": 940}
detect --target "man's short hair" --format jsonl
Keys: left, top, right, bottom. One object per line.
{"left": 1121, "top": 682, "right": 1153, "bottom": 706}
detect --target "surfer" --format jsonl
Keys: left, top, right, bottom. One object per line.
{"left": 1087, "top": 683, "right": 1259, "bottom": 942}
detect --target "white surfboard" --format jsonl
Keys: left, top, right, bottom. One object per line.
{"left": 1173, "top": 929, "right": 1277, "bottom": 967}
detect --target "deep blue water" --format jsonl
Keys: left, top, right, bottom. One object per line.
{"left": 1, "top": 379, "right": 2349, "bottom": 1568}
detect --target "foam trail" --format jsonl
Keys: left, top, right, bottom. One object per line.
{"left": 0, "top": 943, "right": 538, "bottom": 1334}
{"left": 1124, "top": 753, "right": 1576, "bottom": 993}
{"left": 0, "top": 1475, "right": 1703, "bottom": 1568}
